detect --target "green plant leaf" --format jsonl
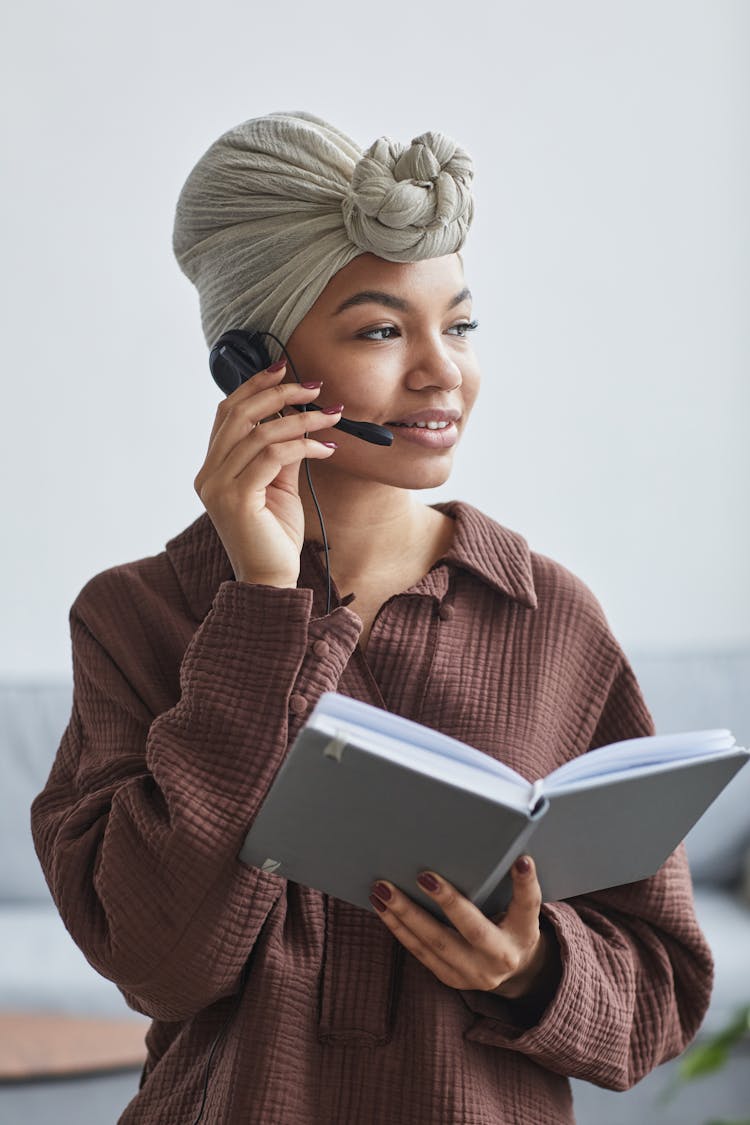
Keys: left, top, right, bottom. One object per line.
{"left": 706, "top": 1007, "right": 750, "bottom": 1054}
{"left": 656, "top": 1003, "right": 750, "bottom": 1107}
{"left": 671, "top": 1004, "right": 750, "bottom": 1087}
{"left": 678, "top": 1041, "right": 728, "bottom": 1079}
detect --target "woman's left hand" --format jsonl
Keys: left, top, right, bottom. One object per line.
{"left": 369, "top": 855, "right": 552, "bottom": 997}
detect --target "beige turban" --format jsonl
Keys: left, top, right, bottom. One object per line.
{"left": 172, "top": 110, "right": 475, "bottom": 361}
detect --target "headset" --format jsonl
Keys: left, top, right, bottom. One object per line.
{"left": 208, "top": 328, "right": 394, "bottom": 618}
{"left": 210, "top": 329, "right": 394, "bottom": 447}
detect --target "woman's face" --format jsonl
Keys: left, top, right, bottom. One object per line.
{"left": 282, "top": 251, "right": 481, "bottom": 492}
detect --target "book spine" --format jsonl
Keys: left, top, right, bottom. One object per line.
{"left": 471, "top": 798, "right": 549, "bottom": 910}
{"left": 529, "top": 778, "right": 545, "bottom": 814}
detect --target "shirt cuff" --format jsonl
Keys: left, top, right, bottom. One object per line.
{"left": 459, "top": 908, "right": 565, "bottom": 1036}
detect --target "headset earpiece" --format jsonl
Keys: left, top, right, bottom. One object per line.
{"left": 209, "top": 330, "right": 273, "bottom": 395}
{"left": 207, "top": 326, "right": 394, "bottom": 447}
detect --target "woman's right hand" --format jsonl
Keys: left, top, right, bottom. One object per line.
{"left": 194, "top": 360, "right": 343, "bottom": 587}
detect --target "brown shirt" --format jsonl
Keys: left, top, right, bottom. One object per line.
{"left": 31, "top": 499, "right": 713, "bottom": 1124}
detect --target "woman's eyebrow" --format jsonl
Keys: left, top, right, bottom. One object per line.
{"left": 331, "top": 287, "right": 472, "bottom": 316}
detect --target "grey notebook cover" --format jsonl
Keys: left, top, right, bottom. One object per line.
{"left": 240, "top": 728, "right": 748, "bottom": 921}
{"left": 240, "top": 727, "right": 546, "bottom": 921}
{"left": 480, "top": 751, "right": 746, "bottom": 916}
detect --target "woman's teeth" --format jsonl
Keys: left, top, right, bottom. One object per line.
{"left": 392, "top": 420, "right": 451, "bottom": 429}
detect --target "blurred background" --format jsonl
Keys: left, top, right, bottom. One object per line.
{"left": 1, "top": 1, "right": 748, "bottom": 1122}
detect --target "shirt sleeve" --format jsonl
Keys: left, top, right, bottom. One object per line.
{"left": 30, "top": 577, "right": 362, "bottom": 1022}
{"left": 458, "top": 655, "right": 715, "bottom": 1091}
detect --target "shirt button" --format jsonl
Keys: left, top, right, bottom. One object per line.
{"left": 289, "top": 693, "right": 308, "bottom": 716}
{"left": 312, "top": 640, "right": 330, "bottom": 658}
{"left": 438, "top": 603, "right": 455, "bottom": 621}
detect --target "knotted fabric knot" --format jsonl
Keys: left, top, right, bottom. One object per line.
{"left": 342, "top": 131, "right": 474, "bottom": 260}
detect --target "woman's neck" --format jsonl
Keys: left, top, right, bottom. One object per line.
{"left": 299, "top": 473, "right": 442, "bottom": 584}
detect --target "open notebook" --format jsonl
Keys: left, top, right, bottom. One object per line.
{"left": 240, "top": 692, "right": 749, "bottom": 920}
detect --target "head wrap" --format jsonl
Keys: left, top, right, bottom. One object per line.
{"left": 172, "top": 110, "right": 475, "bottom": 360}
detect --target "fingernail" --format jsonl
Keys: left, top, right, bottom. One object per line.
{"left": 321, "top": 441, "right": 338, "bottom": 448}
{"left": 369, "top": 893, "right": 388, "bottom": 913}
{"left": 267, "top": 360, "right": 287, "bottom": 373}
{"left": 301, "top": 380, "right": 322, "bottom": 389}
{"left": 322, "top": 403, "right": 345, "bottom": 415}
{"left": 372, "top": 881, "right": 391, "bottom": 901}
{"left": 514, "top": 856, "right": 531, "bottom": 875}
{"left": 416, "top": 872, "right": 440, "bottom": 893}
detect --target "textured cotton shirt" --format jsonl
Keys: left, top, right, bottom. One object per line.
{"left": 31, "top": 499, "right": 713, "bottom": 1124}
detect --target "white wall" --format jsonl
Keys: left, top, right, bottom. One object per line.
{"left": 2, "top": 0, "right": 748, "bottom": 677}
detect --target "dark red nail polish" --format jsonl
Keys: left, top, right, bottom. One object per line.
{"left": 301, "top": 380, "right": 322, "bottom": 389}
{"left": 267, "top": 359, "right": 287, "bottom": 372}
{"left": 417, "top": 872, "right": 440, "bottom": 893}
{"left": 369, "top": 893, "right": 387, "bottom": 913}
{"left": 372, "top": 881, "right": 391, "bottom": 901}
{"left": 322, "top": 403, "right": 345, "bottom": 415}
{"left": 514, "top": 856, "right": 531, "bottom": 875}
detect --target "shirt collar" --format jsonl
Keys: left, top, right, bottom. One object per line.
{"left": 165, "top": 499, "right": 537, "bottom": 621}
{"left": 433, "top": 499, "right": 538, "bottom": 609}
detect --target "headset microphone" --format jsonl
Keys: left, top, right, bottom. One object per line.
{"left": 209, "top": 329, "right": 394, "bottom": 446}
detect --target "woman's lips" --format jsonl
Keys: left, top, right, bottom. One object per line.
{"left": 387, "top": 422, "right": 459, "bottom": 449}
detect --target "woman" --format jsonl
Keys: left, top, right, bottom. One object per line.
{"left": 31, "top": 111, "right": 713, "bottom": 1124}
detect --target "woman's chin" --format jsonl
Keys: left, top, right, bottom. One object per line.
{"left": 387, "top": 463, "right": 456, "bottom": 492}
{"left": 320, "top": 442, "right": 457, "bottom": 490}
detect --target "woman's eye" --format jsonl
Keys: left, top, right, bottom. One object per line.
{"left": 359, "top": 326, "right": 399, "bottom": 340}
{"left": 449, "top": 319, "right": 479, "bottom": 337}
{"left": 358, "top": 320, "right": 479, "bottom": 341}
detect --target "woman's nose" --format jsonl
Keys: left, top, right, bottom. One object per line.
{"left": 407, "top": 335, "right": 463, "bottom": 389}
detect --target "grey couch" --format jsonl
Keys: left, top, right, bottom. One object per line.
{"left": 2, "top": 653, "right": 749, "bottom": 1124}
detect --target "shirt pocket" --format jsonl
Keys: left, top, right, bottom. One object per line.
{"left": 317, "top": 895, "right": 403, "bottom": 1045}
